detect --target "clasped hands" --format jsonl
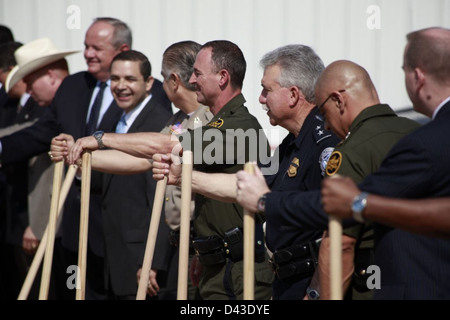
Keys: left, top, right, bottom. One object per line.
{"left": 49, "top": 133, "right": 99, "bottom": 166}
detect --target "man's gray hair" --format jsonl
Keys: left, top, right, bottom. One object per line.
{"left": 260, "top": 44, "right": 324, "bottom": 103}
{"left": 93, "top": 17, "right": 132, "bottom": 49}
{"left": 162, "top": 41, "right": 201, "bottom": 91}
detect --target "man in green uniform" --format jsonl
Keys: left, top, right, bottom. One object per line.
{"left": 156, "top": 40, "right": 273, "bottom": 300}
{"left": 312, "top": 60, "right": 421, "bottom": 299}
{"left": 235, "top": 60, "right": 421, "bottom": 299}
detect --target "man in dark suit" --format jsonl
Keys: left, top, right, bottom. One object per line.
{"left": 50, "top": 50, "right": 173, "bottom": 299}
{"left": 101, "top": 50, "right": 172, "bottom": 299}
{"left": 0, "top": 17, "right": 171, "bottom": 299}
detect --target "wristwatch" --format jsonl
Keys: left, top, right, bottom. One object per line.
{"left": 306, "top": 287, "right": 320, "bottom": 300}
{"left": 351, "top": 192, "right": 369, "bottom": 223}
{"left": 256, "top": 193, "right": 268, "bottom": 213}
{"left": 92, "top": 130, "right": 105, "bottom": 149}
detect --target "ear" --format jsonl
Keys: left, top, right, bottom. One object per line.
{"left": 145, "top": 76, "right": 155, "bottom": 92}
{"left": 218, "top": 69, "right": 230, "bottom": 87}
{"left": 47, "top": 68, "right": 62, "bottom": 86}
{"left": 169, "top": 73, "right": 181, "bottom": 91}
{"left": 414, "top": 67, "right": 426, "bottom": 91}
{"left": 331, "top": 91, "right": 345, "bottom": 114}
{"left": 118, "top": 43, "right": 131, "bottom": 52}
{"left": 288, "top": 86, "right": 302, "bottom": 107}
{"left": 46, "top": 69, "right": 56, "bottom": 85}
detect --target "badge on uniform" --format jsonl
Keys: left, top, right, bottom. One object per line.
{"left": 287, "top": 157, "right": 300, "bottom": 178}
{"left": 208, "top": 118, "right": 224, "bottom": 128}
{"left": 325, "top": 151, "right": 342, "bottom": 176}
{"left": 319, "top": 147, "right": 334, "bottom": 176}
{"left": 170, "top": 122, "right": 183, "bottom": 134}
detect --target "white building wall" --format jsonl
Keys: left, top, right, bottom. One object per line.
{"left": 1, "top": 0, "right": 449, "bottom": 147}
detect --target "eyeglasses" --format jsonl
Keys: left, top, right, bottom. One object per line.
{"left": 317, "top": 89, "right": 346, "bottom": 120}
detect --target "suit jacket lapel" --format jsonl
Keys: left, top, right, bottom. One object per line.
{"left": 97, "top": 99, "right": 121, "bottom": 133}
{"left": 127, "top": 97, "right": 156, "bottom": 133}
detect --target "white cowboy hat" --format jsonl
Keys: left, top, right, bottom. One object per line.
{"left": 5, "top": 37, "right": 79, "bottom": 92}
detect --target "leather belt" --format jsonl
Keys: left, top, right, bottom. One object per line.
{"left": 269, "top": 238, "right": 321, "bottom": 280}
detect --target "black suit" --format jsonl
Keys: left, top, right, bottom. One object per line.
{"left": 102, "top": 96, "right": 173, "bottom": 298}
{"left": 359, "top": 101, "right": 450, "bottom": 300}
{"left": 0, "top": 71, "right": 172, "bottom": 299}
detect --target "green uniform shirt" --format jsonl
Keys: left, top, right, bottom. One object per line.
{"left": 325, "top": 104, "right": 420, "bottom": 186}
{"left": 324, "top": 104, "right": 420, "bottom": 298}
{"left": 325, "top": 104, "right": 420, "bottom": 238}
{"left": 178, "top": 93, "right": 273, "bottom": 299}
{"left": 180, "top": 94, "right": 268, "bottom": 238}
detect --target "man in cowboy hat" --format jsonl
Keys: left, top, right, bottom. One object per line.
{"left": 5, "top": 37, "right": 78, "bottom": 107}
{"left": 0, "top": 38, "right": 77, "bottom": 299}
{"left": 2, "top": 37, "right": 78, "bottom": 252}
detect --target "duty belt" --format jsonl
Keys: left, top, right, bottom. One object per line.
{"left": 269, "top": 238, "right": 322, "bottom": 280}
{"left": 192, "top": 225, "right": 266, "bottom": 266}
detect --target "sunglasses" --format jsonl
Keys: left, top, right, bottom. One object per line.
{"left": 317, "top": 89, "right": 346, "bottom": 121}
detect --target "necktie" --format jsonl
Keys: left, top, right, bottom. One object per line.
{"left": 86, "top": 82, "right": 107, "bottom": 135}
{"left": 115, "top": 113, "right": 127, "bottom": 134}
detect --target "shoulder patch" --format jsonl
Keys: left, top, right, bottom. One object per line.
{"left": 325, "top": 151, "right": 342, "bottom": 176}
{"left": 313, "top": 122, "right": 332, "bottom": 143}
{"left": 319, "top": 147, "right": 334, "bottom": 176}
{"left": 208, "top": 118, "right": 224, "bottom": 128}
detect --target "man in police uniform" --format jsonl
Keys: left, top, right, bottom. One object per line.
{"left": 236, "top": 60, "right": 420, "bottom": 299}
{"left": 311, "top": 60, "right": 420, "bottom": 299}
{"left": 154, "top": 44, "right": 339, "bottom": 300}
